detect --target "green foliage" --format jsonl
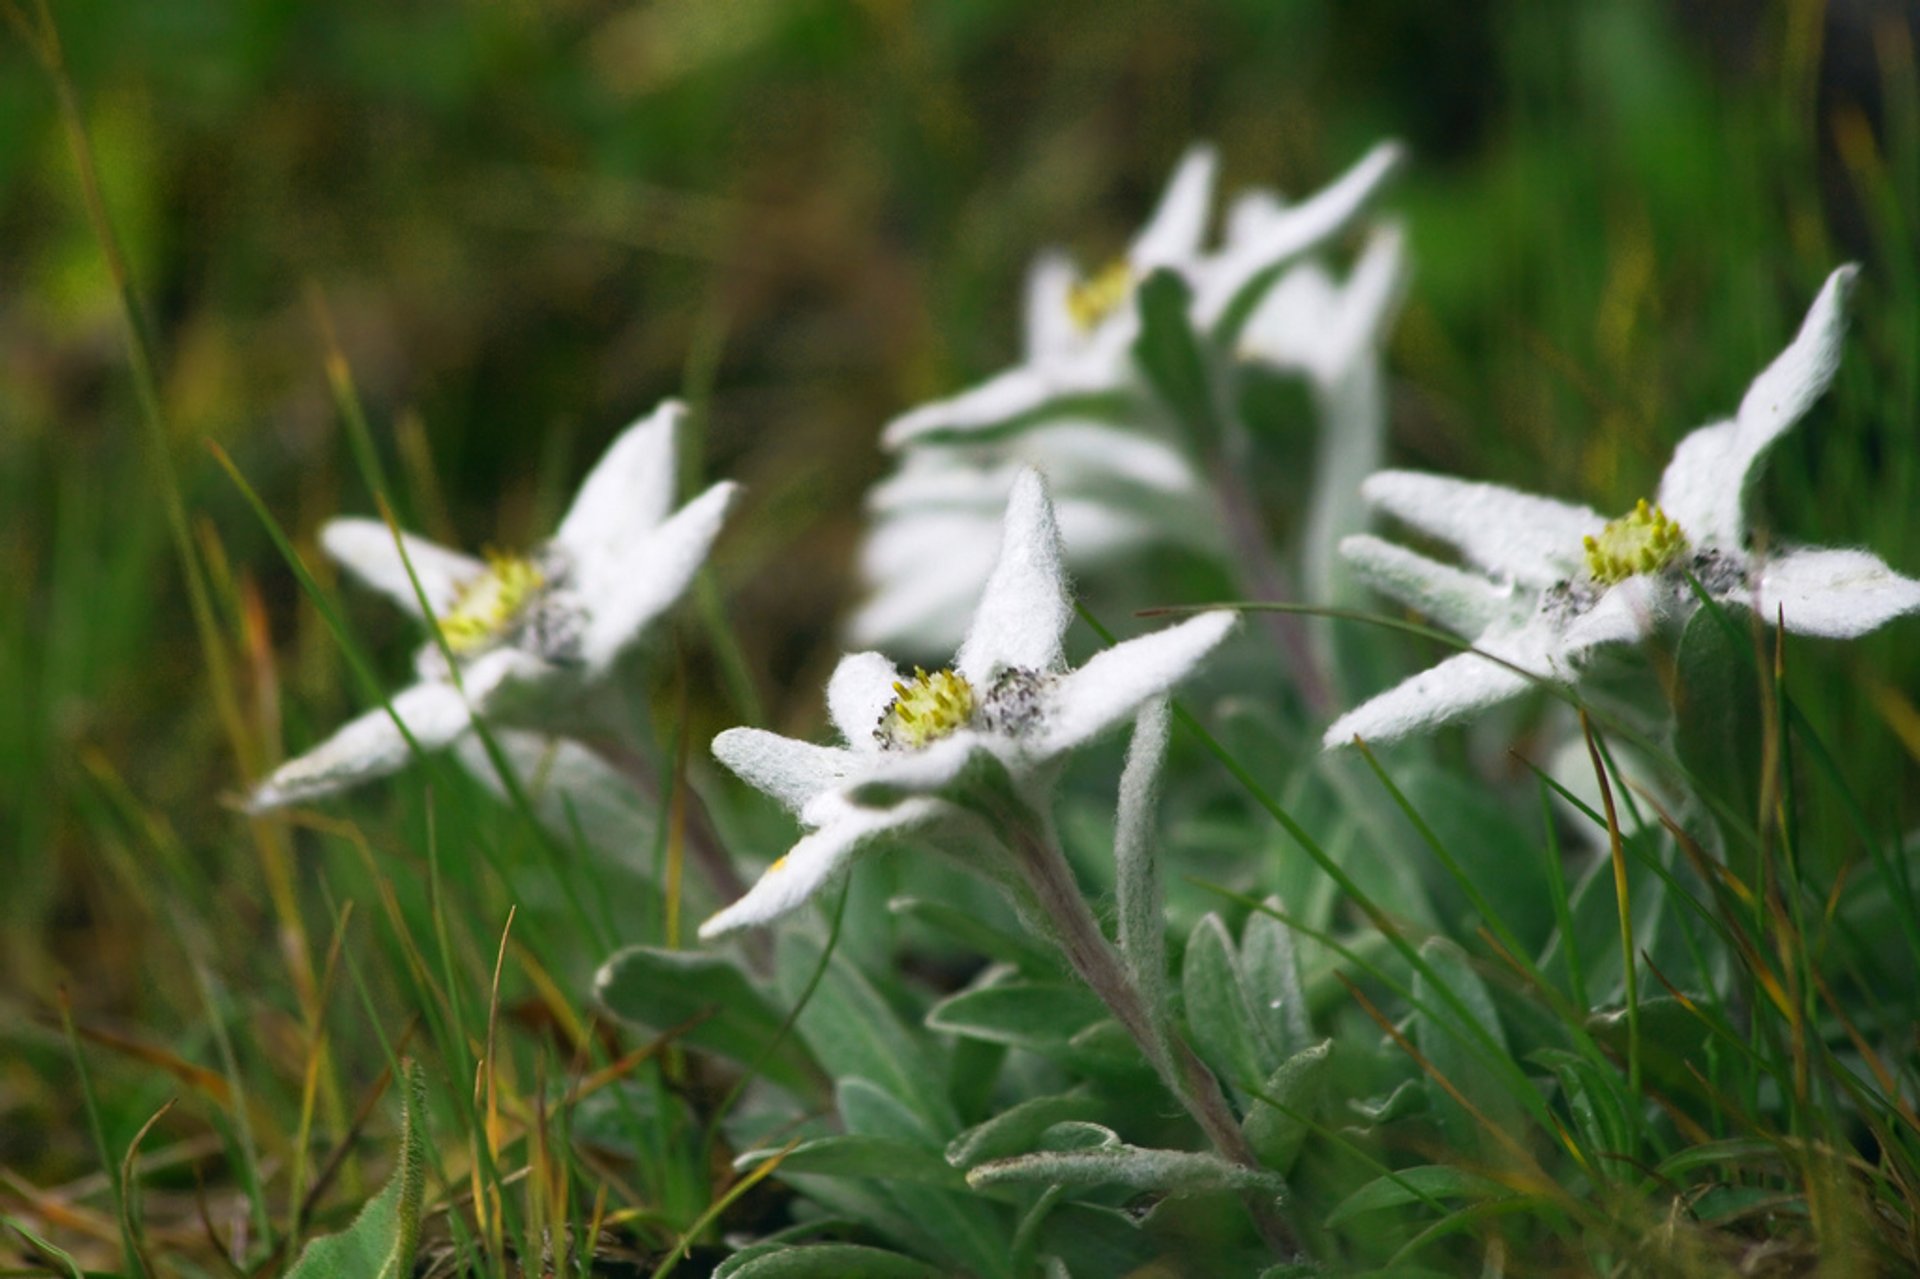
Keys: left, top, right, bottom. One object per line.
{"left": 9, "top": 1, "right": 1920, "bottom": 1276}
{"left": 284, "top": 1061, "right": 427, "bottom": 1279}
{"left": 597, "top": 944, "right": 821, "bottom": 1093}
{"left": 1132, "top": 268, "right": 1222, "bottom": 449}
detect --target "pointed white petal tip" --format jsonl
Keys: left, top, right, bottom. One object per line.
{"left": 1130, "top": 143, "right": 1222, "bottom": 269}
{"left": 955, "top": 466, "right": 1072, "bottom": 682}
{"left": 711, "top": 726, "right": 850, "bottom": 814}
{"left": 1756, "top": 546, "right": 1920, "bottom": 639}
{"left": 1318, "top": 644, "right": 1540, "bottom": 750}
{"left": 1038, "top": 610, "right": 1236, "bottom": 756}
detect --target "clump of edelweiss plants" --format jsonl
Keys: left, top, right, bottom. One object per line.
{"left": 225, "top": 139, "right": 1920, "bottom": 1279}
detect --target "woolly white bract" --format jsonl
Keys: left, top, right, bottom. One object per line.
{"left": 882, "top": 141, "right": 1403, "bottom": 449}
{"left": 246, "top": 400, "right": 738, "bottom": 811}
{"left": 853, "top": 141, "right": 1405, "bottom": 653}
{"left": 699, "top": 469, "right": 1235, "bottom": 938}
{"left": 1325, "top": 264, "right": 1920, "bottom": 748}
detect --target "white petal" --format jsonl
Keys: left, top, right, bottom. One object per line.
{"left": 1193, "top": 140, "right": 1405, "bottom": 327}
{"left": 1039, "top": 611, "right": 1236, "bottom": 757}
{"left": 955, "top": 469, "right": 1073, "bottom": 683}
{"left": 1362, "top": 471, "right": 1602, "bottom": 587}
{"left": 1238, "top": 260, "right": 1340, "bottom": 372}
{"left": 246, "top": 679, "right": 474, "bottom": 811}
{"left": 850, "top": 564, "right": 996, "bottom": 657}
{"left": 1656, "top": 266, "right": 1858, "bottom": 544}
{"left": 883, "top": 365, "right": 1057, "bottom": 448}
{"left": 1340, "top": 534, "right": 1522, "bottom": 637}
{"left": 1736, "top": 266, "right": 1857, "bottom": 446}
{"left": 696, "top": 798, "right": 944, "bottom": 938}
{"left": 842, "top": 733, "right": 980, "bottom": 804}
{"left": 880, "top": 338, "right": 1133, "bottom": 448}
{"left": 828, "top": 651, "right": 904, "bottom": 747}
{"left": 1246, "top": 220, "right": 1406, "bottom": 386}
{"left": 1052, "top": 498, "right": 1166, "bottom": 560}
{"left": 1129, "top": 144, "right": 1219, "bottom": 270}
{"left": 713, "top": 727, "right": 856, "bottom": 815}
{"left": 1014, "top": 422, "right": 1200, "bottom": 496}
{"left": 860, "top": 506, "right": 1003, "bottom": 580}
{"left": 1320, "top": 627, "right": 1557, "bottom": 749}
{"left": 1560, "top": 576, "right": 1670, "bottom": 654}
{"left": 575, "top": 480, "right": 737, "bottom": 675}
{"left": 322, "top": 518, "right": 484, "bottom": 620}
{"left": 554, "top": 400, "right": 682, "bottom": 559}
{"left": 1751, "top": 546, "right": 1920, "bottom": 638}
{"left": 1223, "top": 188, "right": 1286, "bottom": 246}
{"left": 867, "top": 458, "right": 1015, "bottom": 518}
{"left": 1024, "top": 249, "right": 1083, "bottom": 364}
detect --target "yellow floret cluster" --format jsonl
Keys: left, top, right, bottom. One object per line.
{"left": 878, "top": 667, "right": 977, "bottom": 750}
{"left": 438, "top": 552, "right": 545, "bottom": 654}
{"left": 1582, "top": 499, "right": 1688, "bottom": 586}
{"left": 1066, "top": 258, "right": 1136, "bottom": 332}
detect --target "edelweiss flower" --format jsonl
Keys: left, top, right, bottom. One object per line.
{"left": 1325, "top": 265, "right": 1920, "bottom": 748}
{"left": 1235, "top": 214, "right": 1408, "bottom": 605}
{"left": 853, "top": 143, "right": 1405, "bottom": 654}
{"left": 882, "top": 140, "right": 1404, "bottom": 448}
{"left": 699, "top": 469, "right": 1235, "bottom": 938}
{"left": 850, "top": 421, "right": 1213, "bottom": 651}
{"left": 247, "top": 400, "right": 738, "bottom": 810}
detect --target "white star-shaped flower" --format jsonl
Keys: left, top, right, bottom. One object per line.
{"left": 1325, "top": 264, "right": 1920, "bottom": 748}
{"left": 699, "top": 469, "right": 1235, "bottom": 938}
{"left": 1235, "top": 213, "right": 1408, "bottom": 607}
{"left": 247, "top": 400, "right": 738, "bottom": 811}
{"left": 882, "top": 140, "right": 1404, "bottom": 449}
{"left": 850, "top": 420, "right": 1213, "bottom": 651}
{"left": 852, "top": 143, "right": 1405, "bottom": 655}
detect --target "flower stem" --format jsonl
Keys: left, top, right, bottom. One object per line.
{"left": 1006, "top": 817, "right": 1305, "bottom": 1260}
{"left": 1206, "top": 452, "right": 1337, "bottom": 720}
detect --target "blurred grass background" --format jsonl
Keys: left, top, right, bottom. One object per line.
{"left": 5, "top": 0, "right": 1920, "bottom": 1269}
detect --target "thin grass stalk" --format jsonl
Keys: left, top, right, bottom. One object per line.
{"left": 56, "top": 988, "right": 144, "bottom": 1277}
{"left": 1580, "top": 712, "right": 1642, "bottom": 1114}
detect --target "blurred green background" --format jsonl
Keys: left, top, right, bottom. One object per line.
{"left": 6, "top": 0, "right": 1920, "bottom": 1262}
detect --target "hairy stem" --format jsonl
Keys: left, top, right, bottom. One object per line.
{"left": 1007, "top": 817, "right": 1304, "bottom": 1260}
{"left": 1208, "top": 453, "right": 1337, "bottom": 721}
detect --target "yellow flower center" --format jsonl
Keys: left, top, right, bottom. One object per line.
{"left": 438, "top": 552, "right": 545, "bottom": 653}
{"left": 1582, "top": 499, "right": 1688, "bottom": 586}
{"left": 877, "top": 667, "right": 976, "bottom": 751}
{"left": 1066, "top": 258, "right": 1135, "bottom": 332}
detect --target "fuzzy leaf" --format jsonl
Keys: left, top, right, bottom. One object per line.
{"left": 966, "top": 1142, "right": 1285, "bottom": 1197}
{"left": 947, "top": 1092, "right": 1106, "bottom": 1168}
{"left": 889, "top": 896, "right": 1062, "bottom": 976}
{"left": 1241, "top": 1040, "right": 1331, "bottom": 1172}
{"left": 735, "top": 1135, "right": 965, "bottom": 1189}
{"left": 927, "top": 980, "right": 1107, "bottom": 1051}
{"left": 1323, "top": 1165, "right": 1512, "bottom": 1228}
{"left": 1182, "top": 913, "right": 1283, "bottom": 1095}
{"left": 777, "top": 930, "right": 956, "bottom": 1130}
{"left": 717, "top": 1243, "right": 950, "bottom": 1279}
{"left": 1240, "top": 898, "right": 1313, "bottom": 1058}
{"left": 1412, "top": 937, "right": 1527, "bottom": 1164}
{"left": 596, "top": 945, "right": 818, "bottom": 1093}
{"left": 1131, "top": 269, "right": 1220, "bottom": 449}
{"left": 1532, "top": 1048, "right": 1633, "bottom": 1163}
{"left": 1114, "top": 699, "right": 1174, "bottom": 1063}
{"left": 286, "top": 1061, "right": 427, "bottom": 1279}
